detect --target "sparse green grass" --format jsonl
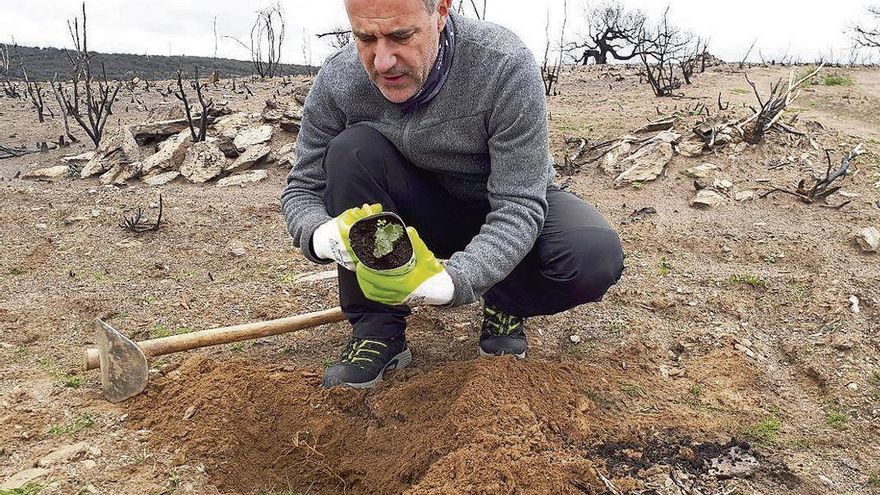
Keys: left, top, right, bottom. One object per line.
{"left": 868, "top": 472, "right": 880, "bottom": 487}
{"left": 566, "top": 341, "right": 597, "bottom": 356}
{"left": 823, "top": 75, "right": 854, "bottom": 87}
{"left": 619, "top": 382, "right": 646, "bottom": 398}
{"left": 607, "top": 319, "right": 630, "bottom": 335}
{"left": 826, "top": 410, "right": 849, "bottom": 430}
{"left": 60, "top": 373, "right": 84, "bottom": 389}
{"left": 584, "top": 388, "right": 611, "bottom": 407}
{"left": 151, "top": 324, "right": 194, "bottom": 339}
{"left": 276, "top": 271, "right": 300, "bottom": 287}
{"left": 729, "top": 273, "right": 767, "bottom": 289}
{"left": 91, "top": 269, "right": 109, "bottom": 283}
{"left": 744, "top": 414, "right": 782, "bottom": 446}
{"left": 229, "top": 342, "right": 247, "bottom": 352}
{"left": 321, "top": 356, "right": 336, "bottom": 368}
{"left": 7, "top": 266, "right": 26, "bottom": 276}
{"left": 138, "top": 293, "right": 157, "bottom": 305}
{"left": 731, "top": 88, "right": 751, "bottom": 95}
{"left": 657, "top": 257, "right": 673, "bottom": 276}
{"left": 0, "top": 481, "right": 48, "bottom": 495}
{"left": 47, "top": 413, "right": 95, "bottom": 436}
{"left": 688, "top": 384, "right": 702, "bottom": 398}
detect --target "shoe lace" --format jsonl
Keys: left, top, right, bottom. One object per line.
{"left": 339, "top": 338, "right": 388, "bottom": 366}
{"left": 483, "top": 306, "right": 524, "bottom": 336}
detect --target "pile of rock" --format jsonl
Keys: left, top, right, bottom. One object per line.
{"left": 30, "top": 99, "right": 303, "bottom": 188}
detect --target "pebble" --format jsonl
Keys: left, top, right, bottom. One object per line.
{"left": 847, "top": 382, "right": 859, "bottom": 392}
{"left": 569, "top": 335, "right": 582, "bottom": 344}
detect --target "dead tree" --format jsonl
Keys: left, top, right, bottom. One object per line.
{"left": 566, "top": 1, "right": 645, "bottom": 65}
{"left": 637, "top": 9, "right": 691, "bottom": 97}
{"left": 316, "top": 28, "right": 352, "bottom": 50}
{"left": 853, "top": 6, "right": 880, "bottom": 49}
{"left": 456, "top": 0, "right": 487, "bottom": 20}
{"left": 760, "top": 144, "right": 864, "bottom": 205}
{"left": 227, "top": 4, "right": 285, "bottom": 78}
{"left": 174, "top": 68, "right": 214, "bottom": 142}
{"left": 680, "top": 37, "right": 707, "bottom": 84}
{"left": 1, "top": 43, "right": 20, "bottom": 98}
{"left": 57, "top": 3, "right": 120, "bottom": 148}
{"left": 50, "top": 74, "right": 78, "bottom": 142}
{"left": 119, "top": 194, "right": 164, "bottom": 234}
{"left": 21, "top": 66, "right": 48, "bottom": 123}
{"left": 737, "top": 64, "right": 823, "bottom": 144}
{"left": 541, "top": 0, "right": 567, "bottom": 97}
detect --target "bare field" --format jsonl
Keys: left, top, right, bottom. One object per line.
{"left": 1, "top": 64, "right": 879, "bottom": 494}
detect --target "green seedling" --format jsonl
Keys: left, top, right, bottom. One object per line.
{"left": 826, "top": 410, "right": 849, "bottom": 430}
{"left": 321, "top": 356, "right": 336, "bottom": 368}
{"left": 0, "top": 481, "right": 48, "bottom": 495}
{"left": 373, "top": 220, "right": 404, "bottom": 259}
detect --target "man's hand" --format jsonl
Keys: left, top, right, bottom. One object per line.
{"left": 312, "top": 203, "right": 383, "bottom": 270}
{"left": 356, "top": 226, "right": 454, "bottom": 306}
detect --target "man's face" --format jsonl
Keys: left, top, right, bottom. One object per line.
{"left": 345, "top": 0, "right": 449, "bottom": 103}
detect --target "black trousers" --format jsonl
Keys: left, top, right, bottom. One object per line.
{"left": 322, "top": 125, "right": 624, "bottom": 339}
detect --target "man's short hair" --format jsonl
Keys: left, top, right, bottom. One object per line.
{"left": 422, "top": 0, "right": 438, "bottom": 12}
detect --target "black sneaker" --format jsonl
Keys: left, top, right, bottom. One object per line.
{"left": 479, "top": 305, "right": 527, "bottom": 358}
{"left": 322, "top": 336, "right": 411, "bottom": 388}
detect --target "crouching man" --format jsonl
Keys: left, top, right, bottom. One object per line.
{"left": 280, "top": 0, "right": 624, "bottom": 388}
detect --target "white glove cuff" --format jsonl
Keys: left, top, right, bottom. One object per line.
{"left": 312, "top": 220, "right": 356, "bottom": 271}
{"left": 406, "top": 270, "right": 455, "bottom": 306}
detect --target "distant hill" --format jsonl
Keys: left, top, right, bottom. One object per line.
{"left": 4, "top": 45, "right": 317, "bottom": 81}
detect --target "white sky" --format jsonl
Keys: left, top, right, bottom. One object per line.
{"left": 0, "top": 0, "right": 877, "bottom": 65}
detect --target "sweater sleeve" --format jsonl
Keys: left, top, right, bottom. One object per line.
{"left": 280, "top": 60, "right": 346, "bottom": 263}
{"left": 444, "top": 48, "right": 551, "bottom": 306}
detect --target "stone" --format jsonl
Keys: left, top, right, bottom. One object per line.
{"left": 61, "top": 151, "right": 95, "bottom": 163}
{"left": 225, "top": 143, "right": 271, "bottom": 173}
{"left": 690, "top": 189, "right": 726, "bottom": 208}
{"left": 234, "top": 125, "right": 273, "bottom": 152}
{"left": 708, "top": 446, "right": 759, "bottom": 479}
{"left": 683, "top": 163, "right": 719, "bottom": 179}
{"left": 676, "top": 139, "right": 705, "bottom": 157}
{"left": 854, "top": 227, "right": 879, "bottom": 253}
{"left": 261, "top": 100, "right": 284, "bottom": 122}
{"left": 180, "top": 141, "right": 227, "bottom": 183}
{"left": 735, "top": 190, "right": 756, "bottom": 202}
{"left": 569, "top": 335, "right": 582, "bottom": 344}
{"left": 143, "top": 170, "right": 181, "bottom": 186}
{"left": 22, "top": 165, "right": 69, "bottom": 179}
{"left": 37, "top": 441, "right": 89, "bottom": 467}
{"left": 599, "top": 141, "right": 633, "bottom": 175}
{"left": 183, "top": 406, "right": 197, "bottom": 420}
{"left": 0, "top": 468, "right": 51, "bottom": 490}
{"left": 217, "top": 170, "right": 269, "bottom": 188}
{"left": 129, "top": 118, "right": 192, "bottom": 145}
{"left": 280, "top": 105, "right": 303, "bottom": 133}
{"left": 140, "top": 130, "right": 192, "bottom": 175}
{"left": 80, "top": 125, "right": 146, "bottom": 179}
{"left": 613, "top": 141, "right": 674, "bottom": 186}
{"left": 230, "top": 247, "right": 247, "bottom": 257}
{"left": 654, "top": 130, "right": 682, "bottom": 144}
{"left": 277, "top": 143, "right": 296, "bottom": 168}
{"left": 713, "top": 178, "right": 733, "bottom": 191}
{"left": 847, "top": 382, "right": 859, "bottom": 391}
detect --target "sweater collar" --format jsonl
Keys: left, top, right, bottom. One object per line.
{"left": 399, "top": 13, "right": 456, "bottom": 113}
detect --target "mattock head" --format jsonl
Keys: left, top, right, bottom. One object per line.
{"left": 95, "top": 318, "right": 149, "bottom": 403}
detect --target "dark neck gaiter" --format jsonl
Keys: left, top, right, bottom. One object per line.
{"left": 399, "top": 14, "right": 456, "bottom": 113}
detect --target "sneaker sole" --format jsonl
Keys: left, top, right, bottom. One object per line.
{"left": 478, "top": 348, "right": 526, "bottom": 359}
{"left": 341, "top": 347, "right": 412, "bottom": 389}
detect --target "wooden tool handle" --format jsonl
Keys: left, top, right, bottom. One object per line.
{"left": 84, "top": 306, "right": 345, "bottom": 370}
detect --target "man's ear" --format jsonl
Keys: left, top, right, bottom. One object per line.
{"left": 436, "top": 0, "right": 450, "bottom": 31}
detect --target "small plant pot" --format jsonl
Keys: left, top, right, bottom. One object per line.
{"left": 348, "top": 211, "right": 415, "bottom": 275}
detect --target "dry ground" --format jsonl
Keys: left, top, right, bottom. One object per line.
{"left": 1, "top": 64, "right": 879, "bottom": 494}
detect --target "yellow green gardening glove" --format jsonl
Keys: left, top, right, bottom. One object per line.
{"left": 356, "top": 226, "right": 455, "bottom": 306}
{"left": 312, "top": 203, "right": 383, "bottom": 271}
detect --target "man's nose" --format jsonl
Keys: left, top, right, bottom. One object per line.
{"left": 373, "top": 40, "right": 397, "bottom": 73}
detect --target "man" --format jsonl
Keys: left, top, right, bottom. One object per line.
{"left": 280, "top": 0, "right": 624, "bottom": 388}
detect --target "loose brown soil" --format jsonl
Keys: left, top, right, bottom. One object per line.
{"left": 2, "top": 64, "right": 880, "bottom": 494}
{"left": 349, "top": 213, "right": 413, "bottom": 271}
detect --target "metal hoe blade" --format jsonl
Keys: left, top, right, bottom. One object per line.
{"left": 95, "top": 318, "right": 149, "bottom": 403}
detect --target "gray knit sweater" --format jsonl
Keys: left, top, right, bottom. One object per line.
{"left": 280, "top": 14, "right": 554, "bottom": 306}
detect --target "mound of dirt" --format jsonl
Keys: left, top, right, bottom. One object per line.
{"left": 127, "top": 351, "right": 770, "bottom": 494}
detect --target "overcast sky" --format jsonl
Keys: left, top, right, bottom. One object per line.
{"left": 1, "top": 0, "right": 877, "bottom": 65}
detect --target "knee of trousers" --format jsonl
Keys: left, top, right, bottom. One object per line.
{"left": 539, "top": 227, "right": 625, "bottom": 307}
{"left": 324, "top": 124, "right": 396, "bottom": 190}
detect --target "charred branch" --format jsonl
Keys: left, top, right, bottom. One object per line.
{"left": 119, "top": 195, "right": 164, "bottom": 234}
{"left": 760, "top": 144, "right": 864, "bottom": 204}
